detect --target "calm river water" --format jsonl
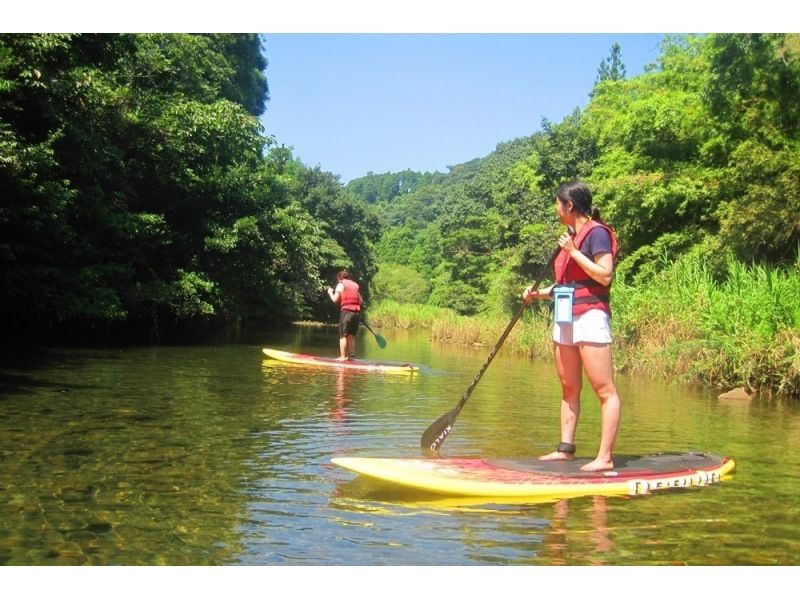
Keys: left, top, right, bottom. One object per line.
{"left": 1, "top": 325, "right": 798, "bottom": 566}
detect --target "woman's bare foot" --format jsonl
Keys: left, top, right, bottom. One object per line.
{"left": 580, "top": 458, "right": 614, "bottom": 472}
{"left": 538, "top": 451, "right": 574, "bottom": 461}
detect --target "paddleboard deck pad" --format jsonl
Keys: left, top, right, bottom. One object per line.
{"left": 262, "top": 348, "right": 419, "bottom": 374}
{"left": 332, "top": 452, "right": 735, "bottom": 499}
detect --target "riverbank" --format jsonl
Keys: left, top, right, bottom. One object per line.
{"left": 369, "top": 255, "right": 800, "bottom": 399}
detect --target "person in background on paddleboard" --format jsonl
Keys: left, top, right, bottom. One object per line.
{"left": 523, "top": 181, "right": 621, "bottom": 472}
{"left": 327, "top": 270, "right": 364, "bottom": 361}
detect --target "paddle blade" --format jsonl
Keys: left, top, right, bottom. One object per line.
{"left": 362, "top": 319, "right": 388, "bottom": 349}
{"left": 420, "top": 407, "right": 459, "bottom": 454}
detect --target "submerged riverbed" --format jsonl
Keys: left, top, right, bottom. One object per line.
{"left": 1, "top": 325, "right": 798, "bottom": 565}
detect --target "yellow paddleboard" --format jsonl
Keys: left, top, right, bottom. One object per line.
{"left": 332, "top": 453, "right": 736, "bottom": 499}
{"left": 262, "top": 348, "right": 419, "bottom": 374}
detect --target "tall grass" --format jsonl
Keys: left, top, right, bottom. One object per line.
{"left": 369, "top": 301, "right": 556, "bottom": 361}
{"left": 613, "top": 254, "right": 800, "bottom": 396}
{"left": 370, "top": 254, "right": 800, "bottom": 398}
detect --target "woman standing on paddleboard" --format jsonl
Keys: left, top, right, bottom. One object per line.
{"left": 523, "top": 181, "right": 621, "bottom": 472}
{"left": 328, "top": 270, "right": 364, "bottom": 361}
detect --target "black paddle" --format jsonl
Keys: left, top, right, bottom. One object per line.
{"left": 420, "top": 229, "right": 571, "bottom": 455}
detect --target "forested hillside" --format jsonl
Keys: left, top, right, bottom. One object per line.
{"left": 350, "top": 34, "right": 800, "bottom": 317}
{"left": 2, "top": 32, "right": 798, "bottom": 370}
{"left": 0, "top": 34, "right": 378, "bottom": 340}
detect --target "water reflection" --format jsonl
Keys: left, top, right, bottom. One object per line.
{"left": 540, "top": 496, "right": 613, "bottom": 565}
{"left": 1, "top": 328, "right": 799, "bottom": 565}
{"left": 330, "top": 476, "right": 617, "bottom": 565}
{"left": 331, "top": 369, "right": 349, "bottom": 424}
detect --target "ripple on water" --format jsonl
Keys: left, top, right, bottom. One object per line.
{"left": 1, "top": 339, "right": 798, "bottom": 565}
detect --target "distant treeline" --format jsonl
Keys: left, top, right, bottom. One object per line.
{"left": 351, "top": 35, "right": 800, "bottom": 318}
{"left": 1, "top": 34, "right": 378, "bottom": 341}
{"left": 347, "top": 34, "right": 800, "bottom": 397}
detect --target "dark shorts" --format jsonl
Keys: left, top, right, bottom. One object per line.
{"left": 339, "top": 309, "right": 360, "bottom": 337}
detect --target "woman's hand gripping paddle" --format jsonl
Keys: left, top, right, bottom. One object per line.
{"left": 420, "top": 229, "right": 571, "bottom": 455}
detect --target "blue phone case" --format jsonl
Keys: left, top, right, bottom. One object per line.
{"left": 553, "top": 286, "right": 574, "bottom": 324}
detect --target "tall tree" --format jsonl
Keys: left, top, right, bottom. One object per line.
{"left": 595, "top": 42, "right": 627, "bottom": 85}
{"left": 0, "top": 34, "right": 316, "bottom": 339}
{"left": 705, "top": 34, "right": 800, "bottom": 264}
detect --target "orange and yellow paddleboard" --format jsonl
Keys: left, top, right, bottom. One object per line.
{"left": 332, "top": 452, "right": 735, "bottom": 499}
{"left": 262, "top": 348, "right": 419, "bottom": 374}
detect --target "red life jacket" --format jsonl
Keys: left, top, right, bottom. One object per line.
{"left": 553, "top": 220, "right": 618, "bottom": 316}
{"left": 340, "top": 279, "right": 361, "bottom": 311}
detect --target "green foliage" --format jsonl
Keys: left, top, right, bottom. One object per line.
{"left": 169, "top": 269, "right": 217, "bottom": 317}
{"left": 705, "top": 34, "right": 800, "bottom": 141}
{"left": 615, "top": 229, "right": 704, "bottom": 285}
{"left": 595, "top": 42, "right": 627, "bottom": 85}
{"left": 288, "top": 164, "right": 380, "bottom": 314}
{"left": 345, "top": 169, "right": 445, "bottom": 205}
{"left": 612, "top": 253, "right": 800, "bottom": 396}
{"left": 0, "top": 34, "right": 375, "bottom": 338}
{"left": 703, "top": 259, "right": 800, "bottom": 342}
{"left": 427, "top": 267, "right": 480, "bottom": 315}
{"left": 4, "top": 29, "right": 800, "bottom": 394}
{"left": 371, "top": 263, "right": 430, "bottom": 304}
{"left": 536, "top": 111, "right": 598, "bottom": 189}
{"left": 367, "top": 299, "right": 454, "bottom": 330}
{"left": 717, "top": 140, "right": 800, "bottom": 264}
{"left": 482, "top": 253, "right": 528, "bottom": 317}
{"left": 358, "top": 33, "right": 800, "bottom": 396}
{"left": 349, "top": 135, "right": 562, "bottom": 316}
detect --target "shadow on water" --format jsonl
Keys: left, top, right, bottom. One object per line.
{"left": 0, "top": 372, "right": 106, "bottom": 397}
{"left": 0, "top": 346, "right": 122, "bottom": 397}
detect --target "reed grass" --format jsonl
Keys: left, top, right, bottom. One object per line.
{"left": 369, "top": 254, "right": 800, "bottom": 398}
{"left": 369, "top": 301, "right": 557, "bottom": 361}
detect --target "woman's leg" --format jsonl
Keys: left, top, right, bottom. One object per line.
{"left": 539, "top": 342, "right": 583, "bottom": 461}
{"left": 578, "top": 342, "right": 620, "bottom": 471}
{"left": 337, "top": 335, "right": 348, "bottom": 360}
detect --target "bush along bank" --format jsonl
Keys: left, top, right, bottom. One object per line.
{"left": 369, "top": 254, "right": 800, "bottom": 399}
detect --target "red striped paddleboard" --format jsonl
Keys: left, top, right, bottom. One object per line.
{"left": 262, "top": 348, "right": 419, "bottom": 374}
{"left": 332, "top": 452, "right": 735, "bottom": 499}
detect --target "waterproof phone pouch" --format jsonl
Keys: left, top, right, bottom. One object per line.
{"left": 553, "top": 285, "right": 574, "bottom": 324}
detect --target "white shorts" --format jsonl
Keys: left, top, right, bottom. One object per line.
{"left": 552, "top": 308, "right": 612, "bottom": 346}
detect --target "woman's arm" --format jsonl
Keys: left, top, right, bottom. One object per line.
{"left": 559, "top": 229, "right": 613, "bottom": 287}
{"left": 569, "top": 250, "right": 613, "bottom": 286}
{"left": 327, "top": 282, "right": 344, "bottom": 304}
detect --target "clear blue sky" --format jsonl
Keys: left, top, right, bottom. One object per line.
{"left": 260, "top": 34, "right": 666, "bottom": 183}
{"left": 13, "top": 2, "right": 780, "bottom": 184}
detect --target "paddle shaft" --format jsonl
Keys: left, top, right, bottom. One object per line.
{"left": 445, "top": 300, "right": 527, "bottom": 410}
{"left": 361, "top": 317, "right": 387, "bottom": 348}
{"left": 447, "top": 252, "right": 558, "bottom": 418}
{"left": 361, "top": 318, "right": 377, "bottom": 336}
{"left": 421, "top": 230, "right": 570, "bottom": 453}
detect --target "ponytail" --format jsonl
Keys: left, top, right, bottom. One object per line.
{"left": 557, "top": 181, "right": 611, "bottom": 227}
{"left": 590, "top": 205, "right": 605, "bottom": 225}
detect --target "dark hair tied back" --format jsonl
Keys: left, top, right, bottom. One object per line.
{"left": 557, "top": 181, "right": 605, "bottom": 224}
